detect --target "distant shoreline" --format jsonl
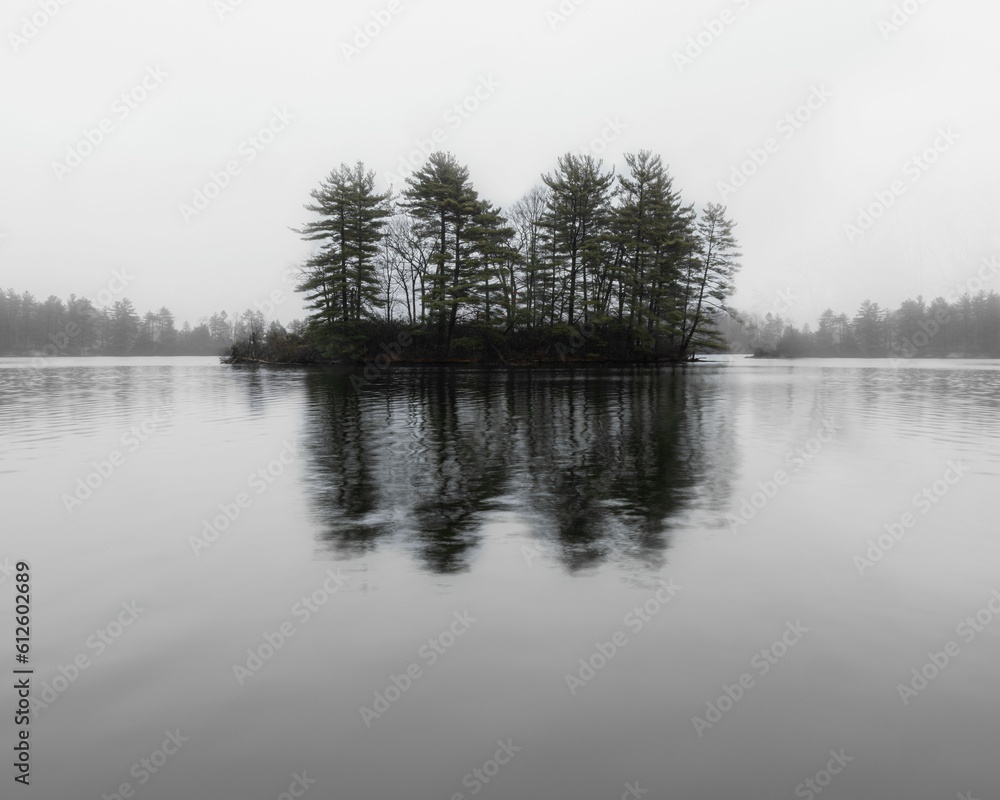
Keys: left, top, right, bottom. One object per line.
{"left": 221, "top": 351, "right": 999, "bottom": 367}
{"left": 745, "top": 353, "right": 997, "bottom": 360}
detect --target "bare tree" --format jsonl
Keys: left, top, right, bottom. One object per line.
{"left": 385, "top": 213, "right": 433, "bottom": 325}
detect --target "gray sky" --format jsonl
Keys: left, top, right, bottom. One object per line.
{"left": 3, "top": 0, "right": 999, "bottom": 327}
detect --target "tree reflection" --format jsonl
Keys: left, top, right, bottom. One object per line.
{"left": 300, "top": 367, "right": 733, "bottom": 573}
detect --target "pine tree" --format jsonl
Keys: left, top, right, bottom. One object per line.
{"left": 157, "top": 307, "right": 178, "bottom": 351}
{"left": 612, "top": 151, "right": 695, "bottom": 350}
{"left": 678, "top": 204, "right": 742, "bottom": 358}
{"left": 208, "top": 311, "right": 231, "bottom": 346}
{"left": 110, "top": 299, "right": 140, "bottom": 354}
{"left": 467, "top": 200, "right": 519, "bottom": 324}
{"left": 541, "top": 154, "right": 615, "bottom": 326}
{"left": 295, "top": 162, "right": 392, "bottom": 328}
{"left": 401, "top": 152, "right": 483, "bottom": 353}
{"left": 853, "top": 300, "right": 886, "bottom": 356}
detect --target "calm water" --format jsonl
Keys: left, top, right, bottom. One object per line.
{"left": 1, "top": 357, "right": 998, "bottom": 799}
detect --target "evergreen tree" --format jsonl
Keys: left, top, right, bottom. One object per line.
{"left": 402, "top": 152, "right": 483, "bottom": 353}
{"left": 541, "top": 154, "right": 615, "bottom": 326}
{"left": 110, "top": 299, "right": 140, "bottom": 354}
{"left": 611, "top": 151, "right": 695, "bottom": 350}
{"left": 853, "top": 300, "right": 886, "bottom": 356}
{"left": 157, "top": 307, "right": 178, "bottom": 351}
{"left": 467, "top": 199, "right": 519, "bottom": 324}
{"left": 208, "top": 311, "right": 231, "bottom": 346}
{"left": 66, "top": 295, "right": 99, "bottom": 352}
{"left": 296, "top": 161, "right": 392, "bottom": 327}
{"left": 678, "top": 204, "right": 742, "bottom": 358}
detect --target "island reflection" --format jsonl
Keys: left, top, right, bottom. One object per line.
{"left": 300, "top": 367, "right": 736, "bottom": 573}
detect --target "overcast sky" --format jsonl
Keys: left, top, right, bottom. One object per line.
{"left": 3, "top": 0, "right": 999, "bottom": 327}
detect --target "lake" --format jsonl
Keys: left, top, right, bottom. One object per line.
{"left": 2, "top": 357, "right": 998, "bottom": 799}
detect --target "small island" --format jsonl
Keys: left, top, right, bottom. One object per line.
{"left": 226, "top": 149, "right": 743, "bottom": 366}
{"left": 4, "top": 148, "right": 996, "bottom": 365}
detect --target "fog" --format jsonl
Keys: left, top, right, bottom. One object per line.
{"left": 3, "top": 0, "right": 998, "bottom": 326}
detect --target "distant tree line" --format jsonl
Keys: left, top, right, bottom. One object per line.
{"left": 282, "top": 149, "right": 742, "bottom": 363}
{"left": 725, "top": 291, "right": 1000, "bottom": 358}
{"left": 0, "top": 289, "right": 304, "bottom": 357}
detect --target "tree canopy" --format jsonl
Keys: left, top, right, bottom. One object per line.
{"left": 293, "top": 149, "right": 743, "bottom": 362}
